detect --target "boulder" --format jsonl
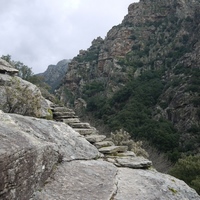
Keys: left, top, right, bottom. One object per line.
{"left": 0, "top": 110, "right": 99, "bottom": 200}
{"left": 0, "top": 73, "right": 51, "bottom": 118}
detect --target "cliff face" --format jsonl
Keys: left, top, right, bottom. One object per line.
{"left": 37, "top": 59, "right": 70, "bottom": 91}
{"left": 57, "top": 0, "right": 200, "bottom": 154}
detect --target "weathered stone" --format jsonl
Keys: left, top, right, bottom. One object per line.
{"left": 115, "top": 156, "right": 152, "bottom": 169}
{"left": 8, "top": 113, "right": 99, "bottom": 161}
{"left": 31, "top": 160, "right": 117, "bottom": 200}
{"left": 99, "top": 146, "right": 128, "bottom": 154}
{"left": 74, "top": 128, "right": 98, "bottom": 135}
{"left": 0, "top": 58, "right": 18, "bottom": 75}
{"left": 0, "top": 73, "right": 51, "bottom": 118}
{"left": 52, "top": 106, "right": 74, "bottom": 113}
{"left": 53, "top": 111, "right": 76, "bottom": 117}
{"left": 85, "top": 134, "right": 106, "bottom": 143}
{"left": 115, "top": 168, "right": 200, "bottom": 200}
{"left": 95, "top": 141, "right": 115, "bottom": 149}
{"left": 36, "top": 59, "right": 70, "bottom": 91}
{"left": 62, "top": 117, "right": 80, "bottom": 124}
{"left": 0, "top": 110, "right": 99, "bottom": 200}
{"left": 117, "top": 151, "right": 136, "bottom": 157}
{"left": 70, "top": 122, "right": 91, "bottom": 129}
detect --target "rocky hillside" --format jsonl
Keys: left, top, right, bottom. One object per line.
{"left": 37, "top": 59, "right": 70, "bottom": 91}
{"left": 57, "top": 0, "right": 200, "bottom": 159}
{"left": 0, "top": 110, "right": 199, "bottom": 200}
{"left": 0, "top": 55, "right": 199, "bottom": 199}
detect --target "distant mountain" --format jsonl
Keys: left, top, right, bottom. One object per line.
{"left": 37, "top": 59, "right": 71, "bottom": 91}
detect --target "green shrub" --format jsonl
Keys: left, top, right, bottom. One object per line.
{"left": 169, "top": 155, "right": 200, "bottom": 194}
{"left": 111, "top": 129, "right": 149, "bottom": 158}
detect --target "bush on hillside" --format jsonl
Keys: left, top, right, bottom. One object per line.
{"left": 169, "top": 155, "right": 200, "bottom": 194}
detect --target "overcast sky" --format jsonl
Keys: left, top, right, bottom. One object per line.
{"left": 0, "top": 0, "right": 139, "bottom": 73}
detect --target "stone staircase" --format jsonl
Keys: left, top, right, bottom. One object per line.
{"left": 51, "top": 104, "right": 152, "bottom": 169}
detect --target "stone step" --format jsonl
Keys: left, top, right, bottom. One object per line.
{"left": 117, "top": 151, "right": 136, "bottom": 157}
{"left": 94, "top": 141, "right": 114, "bottom": 149}
{"left": 69, "top": 123, "right": 91, "bottom": 129}
{"left": 85, "top": 135, "right": 106, "bottom": 144}
{"left": 74, "top": 128, "right": 97, "bottom": 136}
{"left": 53, "top": 111, "right": 76, "bottom": 117}
{"left": 52, "top": 107, "right": 74, "bottom": 113}
{"left": 98, "top": 146, "right": 128, "bottom": 154}
{"left": 63, "top": 118, "right": 80, "bottom": 124}
{"left": 115, "top": 156, "right": 152, "bottom": 169}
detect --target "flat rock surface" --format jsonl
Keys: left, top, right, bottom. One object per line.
{"left": 99, "top": 146, "right": 128, "bottom": 154}
{"left": 95, "top": 141, "right": 114, "bottom": 149}
{"left": 70, "top": 122, "right": 91, "bottom": 128}
{"left": 63, "top": 118, "right": 80, "bottom": 124}
{"left": 115, "top": 168, "right": 200, "bottom": 200}
{"left": 117, "top": 151, "right": 136, "bottom": 157}
{"left": 85, "top": 134, "right": 106, "bottom": 143}
{"left": 74, "top": 128, "right": 97, "bottom": 135}
{"left": 8, "top": 113, "right": 99, "bottom": 161}
{"left": 32, "top": 160, "right": 117, "bottom": 200}
{"left": 116, "top": 156, "right": 152, "bottom": 169}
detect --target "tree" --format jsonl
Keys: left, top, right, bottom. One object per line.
{"left": 13, "top": 61, "right": 33, "bottom": 80}
{"left": 1, "top": 54, "right": 11, "bottom": 62}
{"left": 169, "top": 155, "right": 200, "bottom": 194}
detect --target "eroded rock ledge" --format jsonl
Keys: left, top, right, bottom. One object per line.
{"left": 0, "top": 110, "right": 199, "bottom": 200}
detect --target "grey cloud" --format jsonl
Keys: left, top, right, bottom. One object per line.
{"left": 0, "top": 0, "right": 138, "bottom": 73}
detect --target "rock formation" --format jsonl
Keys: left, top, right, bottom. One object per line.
{"left": 0, "top": 1, "right": 200, "bottom": 199}
{"left": 0, "top": 110, "right": 199, "bottom": 200}
{"left": 0, "top": 58, "right": 18, "bottom": 75}
{"left": 56, "top": 0, "right": 200, "bottom": 156}
{"left": 37, "top": 59, "right": 70, "bottom": 91}
{"left": 0, "top": 59, "right": 52, "bottom": 118}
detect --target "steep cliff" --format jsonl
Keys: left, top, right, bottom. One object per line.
{"left": 57, "top": 0, "right": 200, "bottom": 158}
{"left": 37, "top": 59, "right": 70, "bottom": 91}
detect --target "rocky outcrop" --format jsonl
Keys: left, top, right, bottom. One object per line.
{"left": 0, "top": 73, "right": 51, "bottom": 118}
{"left": 0, "top": 58, "right": 18, "bottom": 75}
{"left": 0, "top": 59, "right": 52, "bottom": 118}
{"left": 0, "top": 110, "right": 199, "bottom": 200}
{"left": 37, "top": 59, "right": 70, "bottom": 91}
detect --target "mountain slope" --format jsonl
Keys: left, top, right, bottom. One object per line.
{"left": 57, "top": 0, "right": 200, "bottom": 159}
{"left": 37, "top": 59, "right": 70, "bottom": 91}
